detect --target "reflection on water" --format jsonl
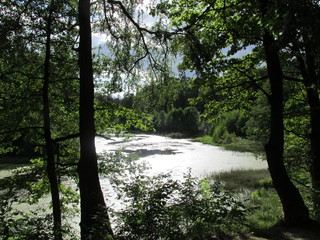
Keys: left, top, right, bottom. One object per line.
{"left": 96, "top": 134, "right": 268, "bottom": 215}
{"left": 0, "top": 134, "right": 268, "bottom": 236}
{"left": 123, "top": 148, "right": 179, "bottom": 157}
{"left": 96, "top": 134, "right": 267, "bottom": 179}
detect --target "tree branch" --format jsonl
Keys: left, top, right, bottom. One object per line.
{"left": 96, "top": 133, "right": 114, "bottom": 140}
{"left": 53, "top": 133, "right": 80, "bottom": 143}
{"left": 232, "top": 66, "right": 270, "bottom": 98}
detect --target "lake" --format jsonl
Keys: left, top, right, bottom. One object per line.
{"left": 96, "top": 134, "right": 267, "bottom": 179}
{"left": 96, "top": 134, "right": 267, "bottom": 208}
{"left": 0, "top": 134, "right": 268, "bottom": 235}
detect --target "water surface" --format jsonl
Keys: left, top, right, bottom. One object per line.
{"left": 0, "top": 134, "right": 268, "bottom": 234}
{"left": 96, "top": 134, "right": 267, "bottom": 179}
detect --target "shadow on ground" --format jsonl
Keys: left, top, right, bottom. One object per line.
{"left": 244, "top": 224, "right": 320, "bottom": 240}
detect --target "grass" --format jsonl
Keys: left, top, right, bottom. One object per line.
{"left": 194, "top": 135, "right": 287, "bottom": 234}
{"left": 209, "top": 168, "right": 271, "bottom": 191}
{"left": 193, "top": 135, "right": 265, "bottom": 154}
{"left": 207, "top": 169, "right": 283, "bottom": 235}
{"left": 247, "top": 188, "right": 284, "bottom": 231}
{"left": 193, "top": 135, "right": 215, "bottom": 145}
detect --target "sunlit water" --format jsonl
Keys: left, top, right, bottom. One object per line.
{"left": 96, "top": 134, "right": 267, "bottom": 179}
{"left": 0, "top": 134, "right": 268, "bottom": 235}
{"left": 96, "top": 134, "right": 267, "bottom": 209}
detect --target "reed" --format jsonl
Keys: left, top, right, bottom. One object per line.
{"left": 207, "top": 168, "right": 271, "bottom": 191}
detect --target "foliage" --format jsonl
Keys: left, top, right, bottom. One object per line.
{"left": 152, "top": 107, "right": 200, "bottom": 134}
{"left": 158, "top": 0, "right": 320, "bottom": 223}
{"left": 153, "top": 110, "right": 170, "bottom": 132}
{"left": 209, "top": 110, "right": 247, "bottom": 144}
{"left": 193, "top": 135, "right": 215, "bottom": 145}
{"left": 0, "top": 210, "right": 55, "bottom": 240}
{"left": 132, "top": 77, "right": 197, "bottom": 113}
{"left": 113, "top": 171, "right": 245, "bottom": 240}
{"left": 207, "top": 168, "right": 282, "bottom": 232}
{"left": 95, "top": 95, "right": 155, "bottom": 134}
{"left": 0, "top": 0, "right": 79, "bottom": 160}
{"left": 244, "top": 91, "right": 270, "bottom": 143}
{"left": 1, "top": 0, "right": 320, "bottom": 237}
{"left": 0, "top": 160, "right": 78, "bottom": 239}
{"left": 182, "top": 107, "right": 200, "bottom": 134}
{"left": 168, "top": 107, "right": 184, "bottom": 132}
{"left": 246, "top": 188, "right": 283, "bottom": 231}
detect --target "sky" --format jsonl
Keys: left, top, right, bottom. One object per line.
{"left": 92, "top": 0, "right": 157, "bottom": 48}
{"left": 91, "top": 0, "right": 252, "bottom": 97}
{"left": 91, "top": 0, "right": 168, "bottom": 97}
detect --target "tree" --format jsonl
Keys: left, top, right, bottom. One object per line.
{"left": 77, "top": 0, "right": 113, "bottom": 238}
{"left": 277, "top": 0, "right": 320, "bottom": 218}
{"left": 1, "top": 0, "right": 80, "bottom": 238}
{"left": 1, "top": 0, "right": 161, "bottom": 237}
{"left": 0, "top": 2, "right": 43, "bottom": 156}
{"left": 42, "top": 1, "right": 62, "bottom": 238}
{"left": 159, "top": 0, "right": 316, "bottom": 225}
{"left": 261, "top": 16, "right": 310, "bottom": 225}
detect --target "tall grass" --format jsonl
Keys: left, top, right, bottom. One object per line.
{"left": 207, "top": 169, "right": 283, "bottom": 234}
{"left": 208, "top": 168, "right": 271, "bottom": 191}
{"left": 194, "top": 135, "right": 264, "bottom": 154}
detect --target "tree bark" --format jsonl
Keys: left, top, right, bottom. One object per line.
{"left": 296, "top": 47, "right": 320, "bottom": 217}
{"left": 307, "top": 86, "right": 320, "bottom": 218}
{"left": 262, "top": 30, "right": 312, "bottom": 226}
{"left": 77, "top": 0, "right": 113, "bottom": 239}
{"left": 42, "top": 1, "right": 62, "bottom": 239}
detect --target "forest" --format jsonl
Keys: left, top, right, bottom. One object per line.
{"left": 0, "top": 0, "right": 320, "bottom": 239}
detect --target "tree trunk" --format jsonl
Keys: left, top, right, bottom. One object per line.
{"left": 77, "top": 0, "right": 113, "bottom": 239}
{"left": 262, "top": 30, "right": 312, "bottom": 226}
{"left": 307, "top": 86, "right": 320, "bottom": 218}
{"left": 42, "top": 1, "right": 62, "bottom": 239}
{"left": 296, "top": 48, "right": 320, "bottom": 218}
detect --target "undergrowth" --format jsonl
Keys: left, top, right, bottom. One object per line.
{"left": 207, "top": 169, "right": 283, "bottom": 234}
{"left": 113, "top": 171, "right": 246, "bottom": 240}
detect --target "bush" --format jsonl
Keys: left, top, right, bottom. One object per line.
{"left": 210, "top": 110, "right": 250, "bottom": 144}
{"left": 153, "top": 110, "right": 170, "bottom": 132}
{"left": 212, "top": 125, "right": 228, "bottom": 143}
{"left": 169, "top": 107, "right": 185, "bottom": 132}
{"left": 246, "top": 188, "right": 283, "bottom": 230}
{"left": 113, "top": 172, "right": 245, "bottom": 240}
{"left": 0, "top": 161, "right": 78, "bottom": 240}
{"left": 153, "top": 107, "right": 200, "bottom": 134}
{"left": 182, "top": 107, "right": 200, "bottom": 134}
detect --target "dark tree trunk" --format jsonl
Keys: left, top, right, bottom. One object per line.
{"left": 296, "top": 48, "right": 320, "bottom": 217}
{"left": 263, "top": 30, "right": 312, "bottom": 226}
{"left": 307, "top": 86, "right": 320, "bottom": 217}
{"left": 77, "top": 0, "right": 113, "bottom": 239}
{"left": 42, "top": 2, "right": 62, "bottom": 239}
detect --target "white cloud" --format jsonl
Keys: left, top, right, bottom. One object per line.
{"left": 92, "top": 33, "right": 109, "bottom": 48}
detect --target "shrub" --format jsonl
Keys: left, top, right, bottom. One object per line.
{"left": 113, "top": 172, "right": 245, "bottom": 240}
{"left": 153, "top": 107, "right": 201, "bottom": 134}
{"left": 169, "top": 107, "right": 185, "bottom": 132}
{"left": 182, "top": 107, "right": 200, "bottom": 134}
{"left": 212, "top": 125, "right": 228, "bottom": 143}
{"left": 156, "top": 110, "right": 169, "bottom": 131}
{"left": 0, "top": 161, "right": 78, "bottom": 240}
